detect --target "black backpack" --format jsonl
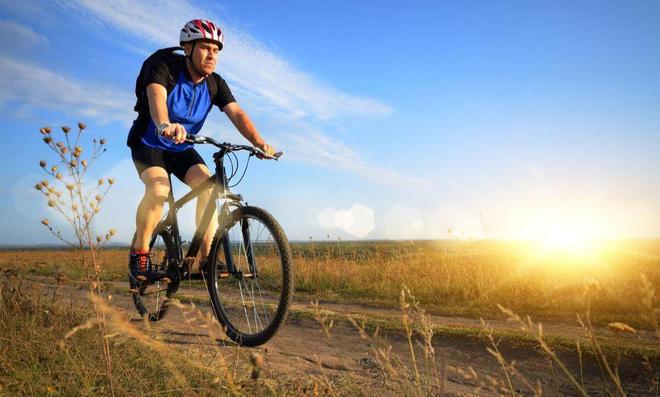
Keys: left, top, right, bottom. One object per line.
{"left": 127, "top": 47, "right": 218, "bottom": 146}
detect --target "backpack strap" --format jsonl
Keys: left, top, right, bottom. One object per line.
{"left": 206, "top": 73, "right": 218, "bottom": 101}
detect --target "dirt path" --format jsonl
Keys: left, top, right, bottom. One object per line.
{"left": 27, "top": 276, "right": 660, "bottom": 396}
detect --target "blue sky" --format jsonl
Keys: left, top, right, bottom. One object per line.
{"left": 1, "top": 0, "right": 659, "bottom": 245}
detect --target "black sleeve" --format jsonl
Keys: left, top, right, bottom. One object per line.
{"left": 143, "top": 58, "right": 171, "bottom": 89}
{"left": 212, "top": 74, "right": 236, "bottom": 111}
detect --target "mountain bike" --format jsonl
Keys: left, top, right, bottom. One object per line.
{"left": 129, "top": 135, "right": 293, "bottom": 347}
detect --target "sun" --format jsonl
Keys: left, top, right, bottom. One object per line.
{"left": 522, "top": 214, "right": 608, "bottom": 257}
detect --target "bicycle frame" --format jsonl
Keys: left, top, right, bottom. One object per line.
{"left": 153, "top": 147, "right": 251, "bottom": 276}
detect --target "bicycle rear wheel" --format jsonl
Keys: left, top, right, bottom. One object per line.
{"left": 206, "top": 206, "right": 293, "bottom": 346}
{"left": 130, "top": 230, "right": 180, "bottom": 321}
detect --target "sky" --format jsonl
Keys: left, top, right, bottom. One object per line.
{"left": 1, "top": 0, "right": 659, "bottom": 245}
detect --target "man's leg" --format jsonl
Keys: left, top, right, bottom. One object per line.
{"left": 134, "top": 166, "right": 171, "bottom": 252}
{"left": 184, "top": 164, "right": 216, "bottom": 261}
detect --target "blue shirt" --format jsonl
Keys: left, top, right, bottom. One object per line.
{"left": 127, "top": 48, "right": 236, "bottom": 149}
{"left": 141, "top": 70, "right": 212, "bottom": 152}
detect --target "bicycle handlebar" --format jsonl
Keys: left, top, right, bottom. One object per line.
{"left": 184, "top": 135, "right": 283, "bottom": 160}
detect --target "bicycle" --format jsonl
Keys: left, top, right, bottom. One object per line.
{"left": 129, "top": 135, "right": 293, "bottom": 347}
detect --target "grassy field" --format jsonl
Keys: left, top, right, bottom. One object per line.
{"left": 1, "top": 239, "right": 658, "bottom": 395}
{"left": 1, "top": 239, "right": 658, "bottom": 327}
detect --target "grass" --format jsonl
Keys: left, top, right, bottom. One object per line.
{"left": 0, "top": 276, "right": 232, "bottom": 396}
{"left": 2, "top": 239, "right": 659, "bottom": 326}
{"left": 1, "top": 241, "right": 658, "bottom": 396}
{"left": 0, "top": 273, "right": 354, "bottom": 396}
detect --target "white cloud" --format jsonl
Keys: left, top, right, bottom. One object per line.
{"left": 14, "top": 0, "right": 426, "bottom": 188}
{"left": 0, "top": 19, "right": 48, "bottom": 44}
{"left": 0, "top": 58, "right": 134, "bottom": 125}
{"left": 61, "top": 0, "right": 391, "bottom": 121}
{"left": 283, "top": 129, "right": 429, "bottom": 187}
{"left": 318, "top": 204, "right": 375, "bottom": 238}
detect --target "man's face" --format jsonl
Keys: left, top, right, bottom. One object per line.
{"left": 186, "top": 40, "right": 219, "bottom": 75}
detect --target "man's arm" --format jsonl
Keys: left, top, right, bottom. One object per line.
{"left": 223, "top": 102, "right": 275, "bottom": 156}
{"left": 146, "top": 83, "right": 187, "bottom": 144}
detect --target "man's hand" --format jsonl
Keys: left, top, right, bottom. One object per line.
{"left": 161, "top": 123, "right": 188, "bottom": 144}
{"left": 257, "top": 142, "right": 276, "bottom": 158}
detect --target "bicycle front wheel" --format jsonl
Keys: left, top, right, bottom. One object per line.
{"left": 206, "top": 206, "right": 293, "bottom": 346}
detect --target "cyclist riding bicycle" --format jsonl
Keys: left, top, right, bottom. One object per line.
{"left": 127, "top": 19, "right": 276, "bottom": 283}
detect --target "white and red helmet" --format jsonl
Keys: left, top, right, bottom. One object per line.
{"left": 180, "top": 19, "right": 224, "bottom": 50}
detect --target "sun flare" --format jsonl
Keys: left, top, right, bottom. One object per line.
{"left": 522, "top": 214, "right": 609, "bottom": 257}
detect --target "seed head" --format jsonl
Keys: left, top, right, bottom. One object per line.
{"left": 35, "top": 183, "right": 43, "bottom": 191}
{"left": 77, "top": 122, "right": 87, "bottom": 130}
{"left": 98, "top": 179, "right": 104, "bottom": 186}
{"left": 60, "top": 147, "right": 68, "bottom": 154}
{"left": 39, "top": 128, "right": 47, "bottom": 135}
{"left": 71, "top": 204, "right": 77, "bottom": 211}
{"left": 108, "top": 178, "right": 115, "bottom": 185}
{"left": 47, "top": 199, "right": 56, "bottom": 207}
{"left": 43, "top": 137, "right": 53, "bottom": 144}
{"left": 95, "top": 194, "right": 102, "bottom": 201}
{"left": 100, "top": 138, "right": 107, "bottom": 145}
{"left": 56, "top": 173, "right": 62, "bottom": 180}
{"left": 41, "top": 180, "right": 49, "bottom": 187}
{"left": 96, "top": 236, "right": 102, "bottom": 243}
{"left": 250, "top": 353, "right": 265, "bottom": 380}
{"left": 81, "top": 160, "right": 88, "bottom": 168}
{"left": 94, "top": 207, "right": 100, "bottom": 213}
{"left": 39, "top": 160, "right": 47, "bottom": 167}
{"left": 41, "top": 219, "right": 49, "bottom": 226}
{"left": 584, "top": 278, "right": 601, "bottom": 291}
{"left": 109, "top": 228, "right": 117, "bottom": 236}
{"left": 61, "top": 126, "right": 71, "bottom": 133}
{"left": 70, "top": 160, "right": 77, "bottom": 167}
{"left": 44, "top": 127, "right": 52, "bottom": 133}
{"left": 608, "top": 322, "right": 636, "bottom": 334}
{"left": 65, "top": 184, "right": 74, "bottom": 191}
{"left": 50, "top": 166, "right": 57, "bottom": 172}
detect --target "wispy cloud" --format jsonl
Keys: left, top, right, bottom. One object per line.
{"left": 0, "top": 58, "right": 134, "bottom": 125}
{"left": 0, "top": 19, "right": 48, "bottom": 44}
{"left": 61, "top": 0, "right": 391, "bottom": 121}
{"left": 35, "top": 0, "right": 425, "bottom": 187}
{"left": 283, "top": 129, "right": 429, "bottom": 187}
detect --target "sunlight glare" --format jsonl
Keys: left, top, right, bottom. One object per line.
{"left": 523, "top": 214, "right": 609, "bottom": 257}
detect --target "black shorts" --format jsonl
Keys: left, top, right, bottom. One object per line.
{"left": 130, "top": 144, "right": 206, "bottom": 182}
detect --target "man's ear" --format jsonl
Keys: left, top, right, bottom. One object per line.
{"left": 183, "top": 42, "right": 192, "bottom": 56}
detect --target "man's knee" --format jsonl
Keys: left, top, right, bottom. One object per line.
{"left": 141, "top": 174, "right": 170, "bottom": 203}
{"left": 140, "top": 168, "right": 171, "bottom": 203}
{"left": 145, "top": 182, "right": 170, "bottom": 202}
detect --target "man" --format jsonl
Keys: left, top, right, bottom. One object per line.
{"left": 127, "top": 19, "right": 275, "bottom": 282}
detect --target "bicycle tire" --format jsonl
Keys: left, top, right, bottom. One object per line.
{"left": 206, "top": 206, "right": 293, "bottom": 346}
{"left": 130, "top": 229, "right": 180, "bottom": 321}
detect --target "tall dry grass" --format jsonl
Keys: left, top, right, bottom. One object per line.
{"left": 3, "top": 239, "right": 659, "bottom": 325}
